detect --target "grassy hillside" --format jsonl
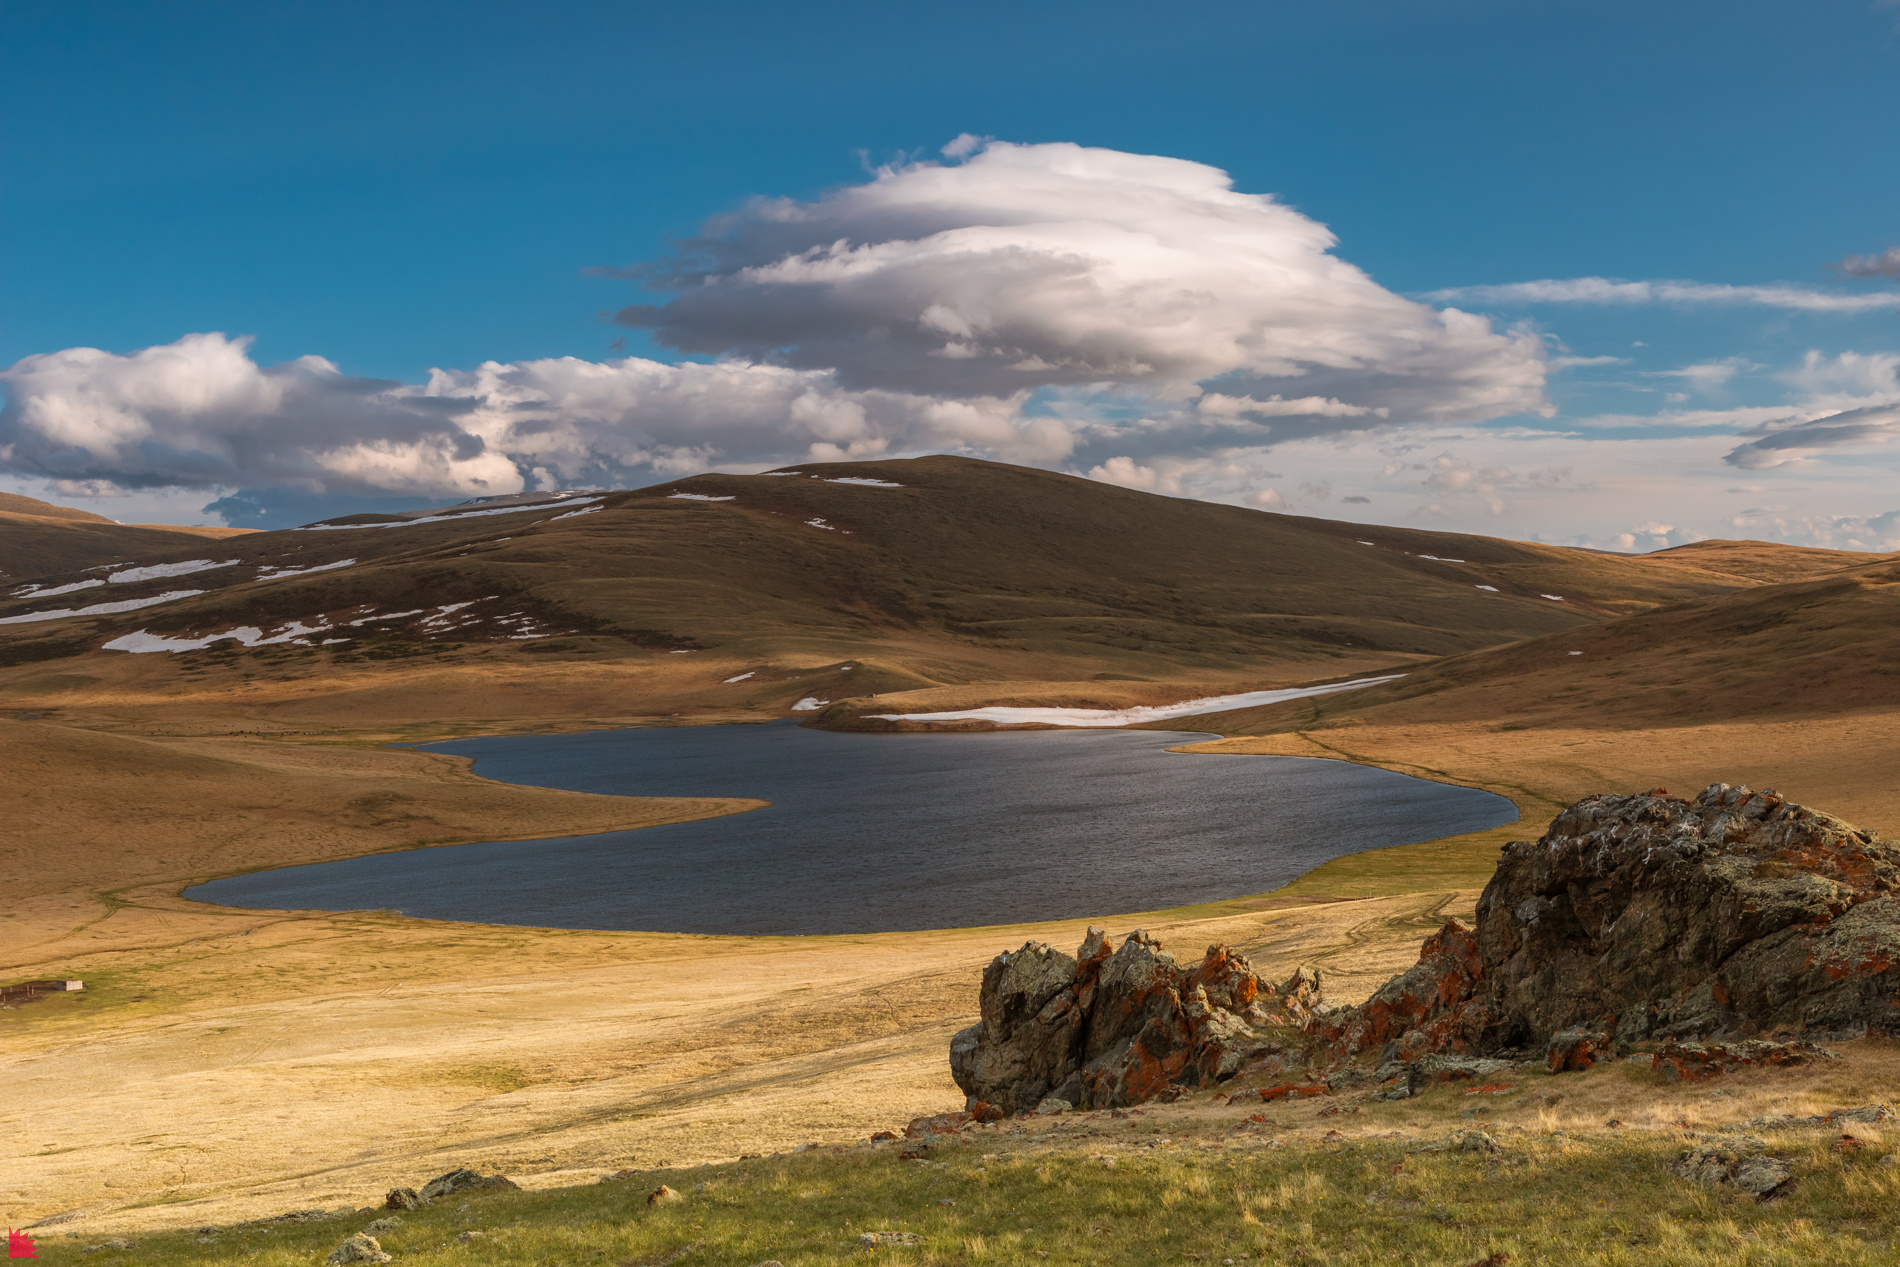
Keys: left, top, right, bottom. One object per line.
{"left": 0, "top": 458, "right": 1816, "bottom": 725}
{"left": 0, "top": 491, "right": 255, "bottom": 580}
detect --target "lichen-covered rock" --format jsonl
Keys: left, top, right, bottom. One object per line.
{"left": 325, "top": 1233, "right": 392, "bottom": 1265}
{"left": 1322, "top": 783, "right": 1900, "bottom": 1060}
{"left": 1546, "top": 1027, "right": 1614, "bottom": 1073}
{"left": 950, "top": 927, "right": 1322, "bottom": 1111}
{"left": 1672, "top": 1139, "right": 1794, "bottom": 1199}
{"left": 1652, "top": 1037, "right": 1834, "bottom": 1082}
{"left": 384, "top": 1187, "right": 422, "bottom": 1210}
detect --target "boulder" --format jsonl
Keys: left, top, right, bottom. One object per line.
{"left": 1546, "top": 1028, "right": 1614, "bottom": 1073}
{"left": 325, "top": 1233, "right": 392, "bottom": 1265}
{"left": 647, "top": 1184, "right": 681, "bottom": 1205}
{"left": 1672, "top": 1139, "right": 1794, "bottom": 1199}
{"left": 1321, "top": 784, "right": 1900, "bottom": 1059}
{"left": 1651, "top": 1038, "right": 1833, "bottom": 1082}
{"left": 417, "top": 1168, "right": 518, "bottom": 1200}
{"left": 951, "top": 927, "right": 1322, "bottom": 1111}
{"left": 384, "top": 1187, "right": 422, "bottom": 1210}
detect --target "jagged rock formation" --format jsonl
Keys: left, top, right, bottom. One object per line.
{"left": 1322, "top": 783, "right": 1900, "bottom": 1060}
{"left": 949, "top": 928, "right": 1324, "bottom": 1111}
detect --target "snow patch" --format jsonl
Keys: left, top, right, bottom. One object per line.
{"left": 104, "top": 619, "right": 331, "bottom": 654}
{"left": 805, "top": 517, "right": 835, "bottom": 530}
{"left": 1542, "top": 594, "right": 1565, "bottom": 601}
{"left": 867, "top": 675, "right": 1404, "bottom": 729}
{"left": 10, "top": 578, "right": 104, "bottom": 598}
{"left": 669, "top": 493, "right": 736, "bottom": 502}
{"left": 1417, "top": 554, "right": 1466, "bottom": 563}
{"left": 293, "top": 498, "right": 602, "bottom": 530}
{"left": 0, "top": 589, "right": 206, "bottom": 625}
{"left": 255, "top": 557, "right": 356, "bottom": 581}
{"left": 1475, "top": 585, "right": 1499, "bottom": 592}
{"left": 790, "top": 697, "right": 829, "bottom": 711}
{"left": 108, "top": 559, "right": 238, "bottom": 584}
{"left": 825, "top": 477, "right": 902, "bottom": 487}
{"left": 348, "top": 608, "right": 427, "bottom": 626}
{"left": 550, "top": 504, "right": 601, "bottom": 521}
{"left": 724, "top": 671, "right": 756, "bottom": 683}
{"left": 1356, "top": 540, "right": 1375, "bottom": 546}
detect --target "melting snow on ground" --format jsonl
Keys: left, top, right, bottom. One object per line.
{"left": 1568, "top": 651, "right": 1583, "bottom": 655}
{"left": 293, "top": 498, "right": 603, "bottom": 530}
{"left": 9, "top": 578, "right": 104, "bottom": 598}
{"left": 107, "top": 559, "right": 238, "bottom": 584}
{"left": 255, "top": 557, "right": 357, "bottom": 581}
{"left": 104, "top": 620, "right": 332, "bottom": 653}
{"left": 0, "top": 589, "right": 207, "bottom": 625}
{"left": 825, "top": 477, "right": 902, "bottom": 487}
{"left": 867, "top": 674, "right": 1405, "bottom": 728}
{"left": 1475, "top": 585, "right": 1499, "bottom": 592}
{"left": 1357, "top": 540, "right": 1375, "bottom": 546}
{"left": 725, "top": 671, "right": 755, "bottom": 683}
{"left": 550, "top": 504, "right": 601, "bottom": 520}
{"left": 669, "top": 493, "right": 736, "bottom": 502}
{"left": 805, "top": 517, "right": 835, "bottom": 530}
{"left": 1542, "top": 594, "right": 1565, "bottom": 601}
{"left": 790, "top": 697, "right": 829, "bottom": 711}
{"left": 1416, "top": 554, "right": 1466, "bottom": 563}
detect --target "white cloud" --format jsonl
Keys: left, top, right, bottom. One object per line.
{"left": 611, "top": 138, "right": 1549, "bottom": 421}
{"left": 1836, "top": 246, "right": 1900, "bottom": 280}
{"left": 1423, "top": 277, "right": 1900, "bottom": 313}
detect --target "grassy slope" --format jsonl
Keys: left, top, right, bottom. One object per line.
{"left": 0, "top": 456, "right": 1799, "bottom": 727}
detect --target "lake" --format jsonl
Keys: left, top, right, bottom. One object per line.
{"left": 186, "top": 721, "right": 1516, "bottom": 935}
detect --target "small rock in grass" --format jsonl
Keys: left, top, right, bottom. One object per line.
{"left": 1034, "top": 1097, "right": 1072, "bottom": 1115}
{"left": 456, "top": 1229, "right": 487, "bottom": 1241}
{"left": 80, "top": 1240, "right": 136, "bottom": 1254}
{"left": 858, "top": 1231, "right": 924, "bottom": 1246}
{"left": 648, "top": 1184, "right": 681, "bottom": 1205}
{"left": 325, "top": 1232, "right": 392, "bottom": 1265}
{"left": 363, "top": 1217, "right": 403, "bottom": 1234}
{"left": 384, "top": 1186, "right": 423, "bottom": 1210}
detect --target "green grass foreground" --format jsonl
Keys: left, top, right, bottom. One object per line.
{"left": 36, "top": 1118, "right": 1899, "bottom": 1266}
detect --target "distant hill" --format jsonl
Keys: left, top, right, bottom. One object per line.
{"left": 0, "top": 492, "right": 257, "bottom": 580}
{"left": 0, "top": 457, "right": 1872, "bottom": 720}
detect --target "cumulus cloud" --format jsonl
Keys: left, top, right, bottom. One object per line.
{"left": 1836, "top": 246, "right": 1900, "bottom": 280}
{"left": 1423, "top": 277, "right": 1900, "bottom": 313}
{"left": 610, "top": 139, "right": 1548, "bottom": 420}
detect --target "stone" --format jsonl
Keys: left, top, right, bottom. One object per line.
{"left": 647, "top": 1185, "right": 681, "bottom": 1205}
{"left": 416, "top": 1168, "right": 518, "bottom": 1200}
{"left": 325, "top": 1233, "right": 393, "bottom": 1265}
{"left": 1546, "top": 1028, "right": 1614, "bottom": 1073}
{"left": 1319, "top": 785, "right": 1900, "bottom": 1059}
{"left": 363, "top": 1218, "right": 403, "bottom": 1234}
{"left": 858, "top": 1231, "right": 924, "bottom": 1246}
{"left": 81, "top": 1240, "right": 136, "bottom": 1253}
{"left": 1652, "top": 1038, "right": 1833, "bottom": 1082}
{"left": 1673, "top": 1140, "right": 1794, "bottom": 1200}
{"left": 384, "top": 1187, "right": 422, "bottom": 1209}
{"left": 1034, "top": 1097, "right": 1072, "bottom": 1114}
{"left": 951, "top": 927, "right": 1323, "bottom": 1110}
{"left": 903, "top": 1112, "right": 969, "bottom": 1137}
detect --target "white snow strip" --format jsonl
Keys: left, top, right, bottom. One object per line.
{"left": 550, "top": 505, "right": 601, "bottom": 521}
{"left": 867, "top": 674, "right": 1405, "bottom": 729}
{"left": 724, "top": 671, "right": 756, "bottom": 683}
{"left": 508, "top": 634, "right": 550, "bottom": 640}
{"left": 1357, "top": 540, "right": 1375, "bottom": 546}
{"left": 0, "top": 589, "right": 206, "bottom": 625}
{"left": 669, "top": 493, "right": 736, "bottom": 502}
{"left": 292, "top": 498, "right": 602, "bottom": 530}
{"left": 1542, "top": 594, "right": 1565, "bottom": 601}
{"left": 103, "top": 619, "right": 331, "bottom": 654}
{"left": 348, "top": 608, "right": 427, "bottom": 626}
{"left": 758, "top": 472, "right": 801, "bottom": 477}
{"left": 1475, "top": 584, "right": 1499, "bottom": 592}
{"left": 669, "top": 649, "right": 694, "bottom": 653}
{"left": 1568, "top": 651, "right": 1583, "bottom": 655}
{"left": 10, "top": 578, "right": 104, "bottom": 598}
{"left": 108, "top": 559, "right": 237, "bottom": 584}
{"left": 1417, "top": 554, "right": 1466, "bottom": 563}
{"left": 790, "top": 697, "right": 829, "bottom": 711}
{"left": 825, "top": 477, "right": 902, "bottom": 487}
{"left": 255, "top": 557, "right": 356, "bottom": 581}
{"left": 805, "top": 517, "right": 835, "bottom": 530}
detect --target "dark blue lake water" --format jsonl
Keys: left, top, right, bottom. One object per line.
{"left": 186, "top": 721, "right": 1515, "bottom": 935}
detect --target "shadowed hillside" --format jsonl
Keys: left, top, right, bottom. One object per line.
{"left": 0, "top": 492, "right": 255, "bottom": 579}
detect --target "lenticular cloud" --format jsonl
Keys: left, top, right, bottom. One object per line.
{"left": 0, "top": 138, "right": 1549, "bottom": 511}
{"left": 615, "top": 138, "right": 1548, "bottom": 417}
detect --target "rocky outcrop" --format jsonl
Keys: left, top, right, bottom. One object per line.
{"left": 1324, "top": 783, "right": 1900, "bottom": 1061}
{"left": 950, "top": 928, "right": 1322, "bottom": 1111}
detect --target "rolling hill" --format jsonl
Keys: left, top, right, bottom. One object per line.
{"left": 0, "top": 457, "right": 1867, "bottom": 728}
{"left": 0, "top": 491, "right": 256, "bottom": 580}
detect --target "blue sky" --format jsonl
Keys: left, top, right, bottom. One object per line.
{"left": 4, "top": 0, "right": 1900, "bottom": 544}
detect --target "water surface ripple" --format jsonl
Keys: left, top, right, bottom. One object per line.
{"left": 187, "top": 721, "right": 1515, "bottom": 935}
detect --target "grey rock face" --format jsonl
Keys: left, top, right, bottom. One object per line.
{"left": 325, "top": 1233, "right": 392, "bottom": 1265}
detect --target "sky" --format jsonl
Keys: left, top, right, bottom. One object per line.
{"left": 4, "top": 1, "right": 1900, "bottom": 548}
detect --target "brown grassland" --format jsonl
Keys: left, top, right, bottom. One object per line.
{"left": 3, "top": 462, "right": 1899, "bottom": 1262}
